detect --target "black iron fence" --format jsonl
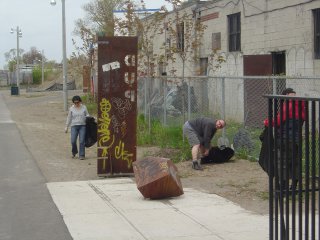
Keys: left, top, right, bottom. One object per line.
{"left": 265, "top": 95, "right": 319, "bottom": 240}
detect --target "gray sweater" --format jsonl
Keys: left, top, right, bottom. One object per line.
{"left": 188, "top": 117, "right": 217, "bottom": 149}
{"left": 65, "top": 104, "right": 89, "bottom": 128}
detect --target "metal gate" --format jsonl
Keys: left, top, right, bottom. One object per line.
{"left": 265, "top": 95, "right": 320, "bottom": 239}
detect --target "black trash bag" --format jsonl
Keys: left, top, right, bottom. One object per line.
{"left": 201, "top": 146, "right": 234, "bottom": 164}
{"left": 258, "top": 126, "right": 274, "bottom": 175}
{"left": 85, "top": 116, "right": 97, "bottom": 148}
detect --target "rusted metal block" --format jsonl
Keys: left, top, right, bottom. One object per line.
{"left": 133, "top": 157, "right": 184, "bottom": 199}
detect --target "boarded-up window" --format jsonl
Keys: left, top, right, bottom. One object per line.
{"left": 212, "top": 32, "right": 221, "bottom": 50}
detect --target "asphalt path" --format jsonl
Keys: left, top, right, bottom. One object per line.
{"left": 0, "top": 92, "right": 72, "bottom": 240}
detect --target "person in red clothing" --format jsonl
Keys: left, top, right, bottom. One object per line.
{"left": 264, "top": 88, "right": 305, "bottom": 189}
{"left": 264, "top": 88, "right": 305, "bottom": 127}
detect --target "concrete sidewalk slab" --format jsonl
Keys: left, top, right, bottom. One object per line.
{"left": 0, "top": 93, "right": 13, "bottom": 123}
{"left": 47, "top": 178, "right": 269, "bottom": 240}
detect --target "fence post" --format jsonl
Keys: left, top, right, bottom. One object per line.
{"left": 144, "top": 77, "right": 147, "bottom": 118}
{"left": 221, "top": 77, "right": 226, "bottom": 140}
{"left": 272, "top": 77, "right": 277, "bottom": 95}
{"left": 187, "top": 78, "right": 191, "bottom": 120}
{"left": 147, "top": 77, "right": 151, "bottom": 135}
{"left": 163, "top": 76, "right": 167, "bottom": 125}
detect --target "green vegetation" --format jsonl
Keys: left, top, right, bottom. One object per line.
{"left": 81, "top": 93, "right": 97, "bottom": 116}
{"left": 32, "top": 67, "right": 51, "bottom": 85}
{"left": 32, "top": 67, "right": 42, "bottom": 85}
{"left": 80, "top": 97, "right": 192, "bottom": 162}
{"left": 137, "top": 114, "right": 191, "bottom": 162}
{"left": 81, "top": 96, "right": 320, "bottom": 168}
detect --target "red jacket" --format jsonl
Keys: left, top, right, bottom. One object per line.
{"left": 264, "top": 100, "right": 305, "bottom": 127}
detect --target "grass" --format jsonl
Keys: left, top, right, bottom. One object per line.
{"left": 137, "top": 114, "right": 191, "bottom": 162}
{"left": 80, "top": 94, "right": 264, "bottom": 163}
{"left": 81, "top": 96, "right": 192, "bottom": 163}
{"left": 81, "top": 93, "right": 97, "bottom": 116}
{"left": 82, "top": 96, "right": 320, "bottom": 169}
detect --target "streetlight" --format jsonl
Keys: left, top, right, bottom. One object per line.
{"left": 50, "top": 0, "right": 68, "bottom": 111}
{"left": 10, "top": 26, "right": 22, "bottom": 93}
{"left": 38, "top": 50, "right": 44, "bottom": 85}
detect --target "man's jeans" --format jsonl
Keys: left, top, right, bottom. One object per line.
{"left": 71, "top": 125, "right": 86, "bottom": 157}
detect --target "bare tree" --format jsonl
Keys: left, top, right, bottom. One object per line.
{"left": 22, "top": 47, "right": 44, "bottom": 65}
{"left": 4, "top": 48, "right": 25, "bottom": 72}
{"left": 73, "top": 0, "right": 126, "bottom": 58}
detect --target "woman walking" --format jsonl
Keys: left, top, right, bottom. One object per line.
{"left": 65, "top": 95, "right": 89, "bottom": 160}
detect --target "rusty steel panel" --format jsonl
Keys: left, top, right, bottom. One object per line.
{"left": 133, "top": 157, "right": 184, "bottom": 199}
{"left": 82, "top": 66, "right": 90, "bottom": 93}
{"left": 243, "top": 55, "right": 272, "bottom": 127}
{"left": 97, "top": 36, "right": 137, "bottom": 176}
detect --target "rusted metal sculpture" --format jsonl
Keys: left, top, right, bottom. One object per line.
{"left": 97, "top": 36, "right": 137, "bottom": 176}
{"left": 133, "top": 157, "right": 184, "bottom": 199}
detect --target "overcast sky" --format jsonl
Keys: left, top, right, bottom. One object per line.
{"left": 0, "top": 0, "right": 171, "bottom": 70}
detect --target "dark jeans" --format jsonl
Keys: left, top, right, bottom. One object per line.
{"left": 276, "top": 141, "right": 299, "bottom": 183}
{"left": 71, "top": 125, "right": 86, "bottom": 157}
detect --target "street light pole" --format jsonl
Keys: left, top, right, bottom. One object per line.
{"left": 50, "top": 0, "right": 68, "bottom": 111}
{"left": 40, "top": 50, "right": 44, "bottom": 85}
{"left": 11, "top": 26, "right": 22, "bottom": 93}
{"left": 16, "top": 27, "right": 20, "bottom": 90}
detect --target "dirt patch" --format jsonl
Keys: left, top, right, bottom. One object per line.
{"left": 2, "top": 89, "right": 269, "bottom": 215}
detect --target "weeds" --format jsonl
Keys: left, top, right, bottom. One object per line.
{"left": 137, "top": 114, "right": 191, "bottom": 162}
{"left": 79, "top": 96, "right": 266, "bottom": 163}
{"left": 81, "top": 93, "right": 97, "bottom": 116}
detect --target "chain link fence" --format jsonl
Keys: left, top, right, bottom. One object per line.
{"left": 138, "top": 76, "right": 320, "bottom": 160}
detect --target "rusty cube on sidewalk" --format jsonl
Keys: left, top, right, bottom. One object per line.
{"left": 133, "top": 157, "right": 184, "bottom": 199}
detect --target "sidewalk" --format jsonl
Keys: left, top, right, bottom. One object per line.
{"left": 47, "top": 178, "right": 269, "bottom": 240}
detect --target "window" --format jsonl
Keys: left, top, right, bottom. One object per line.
{"left": 272, "top": 51, "right": 286, "bottom": 75}
{"left": 176, "top": 22, "right": 184, "bottom": 51}
{"left": 271, "top": 51, "right": 286, "bottom": 94}
{"left": 228, "top": 13, "right": 241, "bottom": 52}
{"left": 199, "top": 58, "right": 208, "bottom": 76}
{"left": 158, "top": 62, "right": 166, "bottom": 76}
{"left": 313, "top": 9, "right": 320, "bottom": 59}
{"left": 212, "top": 32, "right": 221, "bottom": 50}
{"left": 166, "top": 38, "right": 171, "bottom": 49}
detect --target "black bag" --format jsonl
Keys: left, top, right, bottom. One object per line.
{"left": 201, "top": 146, "right": 234, "bottom": 164}
{"left": 258, "top": 126, "right": 273, "bottom": 175}
{"left": 85, "top": 117, "right": 97, "bottom": 148}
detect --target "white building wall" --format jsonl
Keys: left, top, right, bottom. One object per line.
{"left": 143, "top": 0, "right": 320, "bottom": 123}
{"left": 195, "top": 0, "right": 320, "bottom": 122}
{"left": 199, "top": 0, "right": 318, "bottom": 76}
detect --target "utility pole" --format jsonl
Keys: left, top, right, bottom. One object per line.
{"left": 11, "top": 26, "right": 22, "bottom": 93}
{"left": 50, "top": 0, "right": 68, "bottom": 111}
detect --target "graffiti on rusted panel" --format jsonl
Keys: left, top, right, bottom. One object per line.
{"left": 97, "top": 36, "right": 137, "bottom": 175}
